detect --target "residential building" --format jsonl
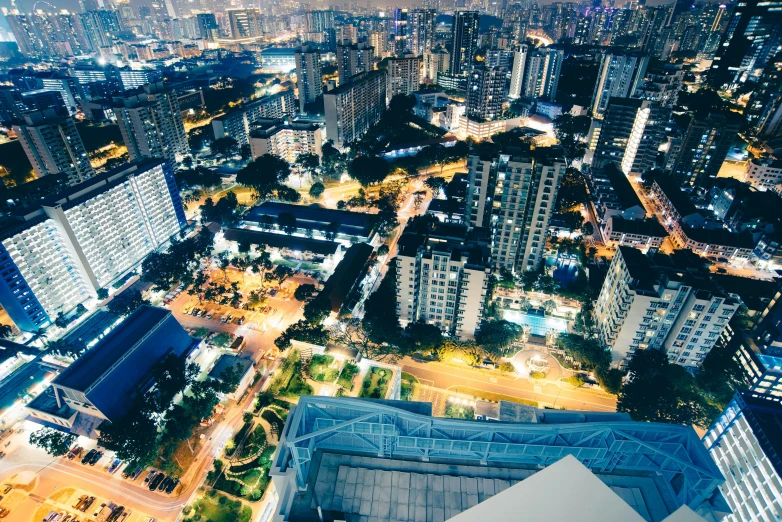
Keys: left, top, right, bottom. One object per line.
{"left": 336, "top": 42, "right": 374, "bottom": 85}
{"left": 752, "top": 231, "right": 782, "bottom": 271}
{"left": 0, "top": 159, "right": 186, "bottom": 332}
{"left": 466, "top": 66, "right": 505, "bottom": 122}
{"left": 226, "top": 8, "right": 262, "bottom": 39}
{"left": 409, "top": 9, "right": 436, "bottom": 56}
{"left": 195, "top": 13, "right": 219, "bottom": 41}
{"left": 635, "top": 63, "right": 685, "bottom": 108}
{"left": 248, "top": 119, "right": 323, "bottom": 163}
{"left": 79, "top": 9, "right": 121, "bottom": 50}
{"left": 244, "top": 202, "right": 378, "bottom": 242}
{"left": 590, "top": 51, "right": 649, "bottom": 119}
{"left": 595, "top": 246, "right": 738, "bottom": 368}
{"left": 387, "top": 54, "right": 421, "bottom": 100}
{"left": 114, "top": 82, "right": 187, "bottom": 165}
{"left": 393, "top": 8, "right": 409, "bottom": 54}
{"left": 13, "top": 110, "right": 95, "bottom": 186}
{"left": 508, "top": 44, "right": 529, "bottom": 100}
{"left": 324, "top": 70, "right": 387, "bottom": 150}
{"left": 522, "top": 47, "right": 564, "bottom": 101}
{"left": 604, "top": 216, "right": 667, "bottom": 252}
{"left": 423, "top": 45, "right": 450, "bottom": 82}
{"left": 589, "top": 163, "right": 648, "bottom": 225}
{"left": 295, "top": 45, "right": 323, "bottom": 114}
{"left": 223, "top": 229, "right": 340, "bottom": 263}
{"left": 744, "top": 157, "right": 782, "bottom": 192}
{"left": 27, "top": 306, "right": 201, "bottom": 438}
{"left": 703, "top": 391, "right": 782, "bottom": 522}
{"left": 396, "top": 223, "right": 491, "bottom": 338}
{"left": 591, "top": 97, "right": 667, "bottom": 176}
{"left": 733, "top": 283, "right": 782, "bottom": 398}
{"left": 270, "top": 396, "right": 726, "bottom": 522}
{"left": 211, "top": 90, "right": 295, "bottom": 146}
{"left": 670, "top": 112, "right": 741, "bottom": 189}
{"left": 465, "top": 147, "right": 565, "bottom": 272}
{"left": 450, "top": 11, "right": 479, "bottom": 76}
{"left": 6, "top": 14, "right": 48, "bottom": 59}
{"left": 319, "top": 242, "right": 374, "bottom": 316}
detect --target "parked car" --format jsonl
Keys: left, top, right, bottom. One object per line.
{"left": 67, "top": 446, "right": 82, "bottom": 460}
{"left": 1, "top": 485, "right": 10, "bottom": 494}
{"left": 78, "top": 496, "right": 95, "bottom": 512}
{"left": 89, "top": 451, "right": 103, "bottom": 465}
{"left": 270, "top": 289, "right": 278, "bottom": 297}
{"left": 72, "top": 495, "right": 86, "bottom": 509}
{"left": 108, "top": 459, "right": 122, "bottom": 474}
{"left": 164, "top": 478, "right": 179, "bottom": 494}
{"left": 158, "top": 477, "right": 171, "bottom": 492}
{"left": 149, "top": 473, "right": 165, "bottom": 491}
{"left": 0, "top": 508, "right": 11, "bottom": 518}
{"left": 144, "top": 470, "right": 157, "bottom": 483}
{"left": 130, "top": 466, "right": 144, "bottom": 480}
{"left": 81, "top": 449, "right": 96, "bottom": 465}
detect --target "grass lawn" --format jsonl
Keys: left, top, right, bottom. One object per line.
{"left": 308, "top": 354, "right": 338, "bottom": 382}
{"left": 214, "top": 445, "right": 277, "bottom": 502}
{"left": 449, "top": 386, "right": 538, "bottom": 407}
{"left": 183, "top": 492, "right": 252, "bottom": 522}
{"left": 359, "top": 366, "right": 391, "bottom": 399}
{"left": 444, "top": 403, "right": 475, "bottom": 419}
{"left": 337, "top": 362, "right": 359, "bottom": 391}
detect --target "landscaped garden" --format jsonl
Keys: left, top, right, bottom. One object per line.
{"left": 182, "top": 490, "right": 252, "bottom": 522}
{"left": 444, "top": 401, "right": 475, "bottom": 420}
{"left": 401, "top": 372, "right": 417, "bottom": 401}
{"left": 269, "top": 351, "right": 313, "bottom": 398}
{"left": 308, "top": 354, "right": 339, "bottom": 382}
{"left": 359, "top": 366, "right": 392, "bottom": 399}
{"left": 337, "top": 362, "right": 360, "bottom": 391}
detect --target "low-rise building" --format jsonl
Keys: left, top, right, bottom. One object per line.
{"left": 222, "top": 228, "right": 340, "bottom": 262}
{"left": 604, "top": 216, "right": 667, "bottom": 252}
{"left": 318, "top": 243, "right": 374, "bottom": 316}
{"left": 752, "top": 231, "right": 782, "bottom": 270}
{"left": 744, "top": 157, "right": 782, "bottom": 192}
{"left": 248, "top": 119, "right": 323, "bottom": 163}
{"left": 208, "top": 354, "right": 254, "bottom": 401}
{"left": 244, "top": 202, "right": 378, "bottom": 242}
{"left": 679, "top": 226, "right": 756, "bottom": 262}
{"left": 651, "top": 174, "right": 706, "bottom": 244}
{"left": 590, "top": 163, "right": 647, "bottom": 224}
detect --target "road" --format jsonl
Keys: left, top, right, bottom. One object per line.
{"left": 401, "top": 357, "right": 618, "bottom": 412}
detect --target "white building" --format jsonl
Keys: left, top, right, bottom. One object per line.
{"left": 396, "top": 224, "right": 490, "bottom": 339}
{"left": 590, "top": 51, "right": 649, "bottom": 119}
{"left": 423, "top": 45, "right": 450, "bottom": 82}
{"left": 595, "top": 246, "right": 738, "bottom": 368}
{"left": 324, "top": 70, "right": 387, "bottom": 150}
{"left": 295, "top": 45, "right": 323, "bottom": 114}
{"left": 248, "top": 119, "right": 323, "bottom": 163}
{"left": 212, "top": 90, "right": 296, "bottom": 146}
{"left": 13, "top": 110, "right": 95, "bottom": 186}
{"left": 465, "top": 147, "right": 565, "bottom": 272}
{"left": 508, "top": 44, "right": 529, "bottom": 99}
{"left": 387, "top": 54, "right": 421, "bottom": 100}
{"left": 0, "top": 159, "right": 186, "bottom": 332}
{"left": 703, "top": 391, "right": 782, "bottom": 522}
{"left": 744, "top": 157, "right": 782, "bottom": 192}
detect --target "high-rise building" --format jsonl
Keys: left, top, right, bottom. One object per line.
{"left": 324, "top": 70, "right": 387, "bottom": 149}
{"left": 13, "top": 110, "right": 95, "bottom": 186}
{"left": 423, "top": 45, "right": 450, "bottom": 81}
{"left": 409, "top": 9, "right": 436, "bottom": 56}
{"left": 708, "top": 0, "right": 782, "bottom": 89}
{"left": 336, "top": 42, "right": 374, "bottom": 86}
{"left": 114, "top": 83, "right": 187, "bottom": 165}
{"left": 465, "top": 147, "right": 565, "bottom": 272}
{"left": 304, "top": 10, "right": 334, "bottom": 33}
{"left": 450, "top": 11, "right": 479, "bottom": 75}
{"left": 248, "top": 119, "right": 323, "bottom": 164}
{"left": 595, "top": 246, "right": 738, "bottom": 368}
{"left": 592, "top": 97, "right": 667, "bottom": 177}
{"left": 226, "top": 8, "right": 262, "bottom": 39}
{"left": 212, "top": 91, "right": 296, "bottom": 146}
{"left": 295, "top": 45, "right": 323, "bottom": 114}
{"left": 703, "top": 391, "right": 782, "bottom": 522}
{"left": 508, "top": 44, "right": 529, "bottom": 99}
{"left": 387, "top": 54, "right": 421, "bottom": 100}
{"left": 466, "top": 66, "right": 505, "bottom": 121}
{"left": 396, "top": 223, "right": 491, "bottom": 338}
{"left": 6, "top": 14, "right": 48, "bottom": 59}
{"left": 369, "top": 30, "right": 389, "bottom": 59}
{"left": 670, "top": 112, "right": 741, "bottom": 189}
{"left": 522, "top": 47, "right": 563, "bottom": 101}
{"left": 745, "top": 54, "right": 782, "bottom": 138}
{"left": 0, "top": 159, "right": 185, "bottom": 332}
{"left": 393, "top": 8, "right": 409, "bottom": 54}
{"left": 195, "top": 13, "right": 218, "bottom": 41}
{"left": 79, "top": 9, "right": 121, "bottom": 50}
{"left": 590, "top": 51, "right": 649, "bottom": 119}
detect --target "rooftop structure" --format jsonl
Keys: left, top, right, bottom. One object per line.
{"left": 605, "top": 216, "right": 668, "bottom": 251}
{"left": 244, "top": 202, "right": 378, "bottom": 240}
{"left": 319, "top": 243, "right": 374, "bottom": 315}
{"left": 269, "top": 396, "right": 725, "bottom": 522}
{"left": 591, "top": 162, "right": 647, "bottom": 223}
{"left": 223, "top": 228, "right": 339, "bottom": 257}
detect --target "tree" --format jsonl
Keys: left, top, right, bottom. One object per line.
{"left": 324, "top": 221, "right": 340, "bottom": 241}
{"left": 363, "top": 262, "right": 403, "bottom": 344}
{"left": 377, "top": 244, "right": 390, "bottom": 256}
{"left": 201, "top": 192, "right": 239, "bottom": 227}
{"left": 424, "top": 177, "right": 446, "bottom": 194}
{"left": 294, "top": 284, "right": 316, "bottom": 302}
{"left": 348, "top": 156, "right": 392, "bottom": 186}
{"left": 581, "top": 222, "right": 594, "bottom": 236}
{"left": 298, "top": 153, "right": 320, "bottom": 178}
{"left": 277, "top": 212, "right": 297, "bottom": 234}
{"left": 211, "top": 136, "right": 239, "bottom": 158}
{"left": 275, "top": 185, "right": 301, "bottom": 202}
{"left": 107, "top": 289, "right": 148, "bottom": 316}
{"left": 211, "top": 332, "right": 232, "bottom": 347}
{"left": 321, "top": 141, "right": 346, "bottom": 178}
{"left": 0, "top": 324, "right": 12, "bottom": 339}
{"left": 617, "top": 349, "right": 718, "bottom": 429}
{"left": 236, "top": 154, "right": 291, "bottom": 196}
{"left": 29, "top": 427, "right": 76, "bottom": 456}
{"left": 555, "top": 333, "right": 610, "bottom": 370}
{"left": 303, "top": 295, "right": 332, "bottom": 325}
{"left": 99, "top": 407, "right": 161, "bottom": 466}
{"left": 475, "top": 321, "right": 524, "bottom": 354}
{"left": 309, "top": 181, "right": 325, "bottom": 198}
{"left": 404, "top": 322, "right": 443, "bottom": 352}
{"left": 596, "top": 366, "right": 624, "bottom": 395}
{"left": 329, "top": 318, "right": 402, "bottom": 361}
{"left": 96, "top": 288, "right": 109, "bottom": 300}
{"left": 553, "top": 114, "right": 591, "bottom": 165}
{"left": 560, "top": 211, "right": 584, "bottom": 231}
{"left": 176, "top": 166, "right": 222, "bottom": 190}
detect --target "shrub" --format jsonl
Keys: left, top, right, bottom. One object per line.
{"left": 529, "top": 371, "right": 545, "bottom": 380}
{"left": 564, "top": 375, "right": 585, "bottom": 387}
{"left": 498, "top": 362, "right": 515, "bottom": 373}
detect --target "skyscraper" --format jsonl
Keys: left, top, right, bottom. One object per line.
{"left": 393, "top": 8, "right": 409, "bottom": 54}
{"left": 670, "top": 112, "right": 741, "bottom": 188}
{"left": 450, "top": 11, "right": 479, "bottom": 75}
{"left": 522, "top": 47, "right": 563, "bottom": 101}
{"left": 508, "top": 44, "right": 529, "bottom": 99}
{"left": 6, "top": 14, "right": 48, "bottom": 59}
{"left": 387, "top": 54, "right": 421, "bottom": 100}
{"left": 409, "top": 9, "right": 436, "bottom": 56}
{"left": 336, "top": 42, "right": 374, "bottom": 86}
{"left": 13, "top": 110, "right": 95, "bottom": 186}
{"left": 226, "top": 8, "right": 262, "bottom": 39}
{"left": 79, "top": 9, "right": 121, "bottom": 50}
{"left": 590, "top": 51, "right": 649, "bottom": 119}
{"left": 324, "top": 70, "right": 387, "bottom": 149}
{"left": 295, "top": 45, "right": 323, "bottom": 114}
{"left": 423, "top": 45, "right": 450, "bottom": 82}
{"left": 465, "top": 147, "right": 566, "bottom": 271}
{"left": 195, "top": 13, "right": 218, "bottom": 41}
{"left": 466, "top": 66, "right": 505, "bottom": 121}
{"left": 114, "top": 83, "right": 188, "bottom": 165}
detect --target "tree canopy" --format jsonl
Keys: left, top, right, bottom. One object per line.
{"left": 475, "top": 320, "right": 525, "bottom": 355}
{"left": 236, "top": 154, "right": 291, "bottom": 196}
{"left": 107, "top": 289, "right": 149, "bottom": 317}
{"left": 348, "top": 156, "right": 392, "bottom": 187}
{"left": 175, "top": 166, "right": 222, "bottom": 190}
{"left": 29, "top": 427, "right": 76, "bottom": 456}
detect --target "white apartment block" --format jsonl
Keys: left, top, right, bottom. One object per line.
{"left": 465, "top": 148, "right": 565, "bottom": 272}
{"left": 595, "top": 246, "right": 737, "bottom": 368}
{"left": 13, "top": 110, "right": 95, "bottom": 186}
{"left": 324, "top": 70, "right": 387, "bottom": 150}
{"left": 212, "top": 90, "right": 296, "bottom": 146}
{"left": 395, "top": 225, "right": 491, "bottom": 339}
{"left": 508, "top": 44, "right": 529, "bottom": 99}
{"left": 590, "top": 52, "right": 649, "bottom": 119}
{"left": 423, "top": 46, "right": 450, "bottom": 81}
{"left": 703, "top": 392, "right": 782, "bottom": 522}
{"left": 249, "top": 120, "right": 323, "bottom": 163}
{"left": 0, "top": 159, "right": 186, "bottom": 332}
{"left": 744, "top": 157, "right": 782, "bottom": 192}
{"left": 387, "top": 54, "right": 421, "bottom": 100}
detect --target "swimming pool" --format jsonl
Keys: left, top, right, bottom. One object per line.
{"left": 502, "top": 310, "right": 568, "bottom": 336}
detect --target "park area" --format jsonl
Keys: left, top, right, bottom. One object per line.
{"left": 183, "top": 490, "right": 252, "bottom": 522}
{"left": 359, "top": 366, "right": 393, "bottom": 399}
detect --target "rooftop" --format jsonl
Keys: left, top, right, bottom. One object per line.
{"left": 682, "top": 226, "right": 756, "bottom": 249}
{"left": 603, "top": 163, "right": 644, "bottom": 211}
{"left": 208, "top": 354, "right": 253, "bottom": 381}
{"left": 654, "top": 174, "right": 699, "bottom": 218}
{"left": 223, "top": 228, "right": 339, "bottom": 256}
{"left": 609, "top": 216, "right": 668, "bottom": 237}
{"left": 320, "top": 243, "right": 374, "bottom": 313}
{"left": 244, "top": 201, "right": 377, "bottom": 238}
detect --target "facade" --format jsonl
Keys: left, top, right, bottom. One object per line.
{"left": 466, "top": 66, "right": 505, "bottom": 121}
{"left": 248, "top": 119, "right": 323, "bottom": 163}
{"left": 336, "top": 42, "right": 374, "bottom": 85}
{"left": 295, "top": 45, "right": 323, "bottom": 114}
{"left": 590, "top": 51, "right": 649, "bottom": 119}
{"left": 423, "top": 46, "right": 450, "bottom": 82}
{"left": 733, "top": 287, "right": 782, "bottom": 398}
{"left": 270, "top": 396, "right": 726, "bottom": 522}
{"left": 114, "top": 83, "right": 188, "bottom": 165}
{"left": 396, "top": 223, "right": 490, "bottom": 339}
{"left": 604, "top": 216, "right": 667, "bottom": 252}
{"left": 211, "top": 90, "right": 295, "bottom": 146}
{"left": 465, "top": 148, "right": 565, "bottom": 272}
{"left": 595, "top": 246, "right": 738, "bottom": 368}
{"left": 522, "top": 47, "right": 563, "bottom": 101}
{"left": 0, "top": 160, "right": 186, "bottom": 332}
{"left": 226, "top": 8, "right": 262, "bottom": 39}
{"left": 409, "top": 9, "right": 436, "bottom": 56}
{"left": 703, "top": 391, "right": 782, "bottom": 522}
{"left": 590, "top": 163, "right": 648, "bottom": 224}
{"left": 387, "top": 54, "right": 421, "bottom": 100}
{"left": 27, "top": 306, "right": 200, "bottom": 438}
{"left": 670, "top": 112, "right": 741, "bottom": 189}
{"left": 13, "top": 110, "right": 95, "bottom": 186}
{"left": 450, "top": 11, "right": 479, "bottom": 75}
{"left": 508, "top": 44, "right": 529, "bottom": 100}
{"left": 744, "top": 157, "right": 782, "bottom": 192}
{"left": 324, "top": 70, "right": 387, "bottom": 150}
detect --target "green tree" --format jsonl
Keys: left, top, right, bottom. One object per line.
{"left": 476, "top": 321, "right": 524, "bottom": 355}
{"left": 277, "top": 212, "right": 297, "bottom": 234}
{"left": 424, "top": 176, "right": 446, "bottom": 194}
{"left": 236, "top": 154, "right": 291, "bottom": 196}
{"left": 581, "top": 222, "right": 594, "bottom": 236}
{"left": 107, "top": 290, "right": 149, "bottom": 317}
{"left": 294, "top": 283, "right": 316, "bottom": 301}
{"left": 211, "top": 136, "right": 239, "bottom": 158}
{"left": 596, "top": 366, "right": 624, "bottom": 395}
{"left": 348, "top": 156, "right": 392, "bottom": 186}
{"left": 96, "top": 288, "right": 109, "bottom": 300}
{"left": 299, "top": 153, "right": 320, "bottom": 178}
{"left": 0, "top": 324, "right": 13, "bottom": 339}
{"left": 303, "top": 295, "right": 332, "bottom": 325}
{"left": 29, "top": 427, "right": 76, "bottom": 456}
{"left": 404, "top": 322, "right": 443, "bottom": 352}
{"left": 211, "top": 332, "right": 232, "bottom": 347}
{"left": 309, "top": 181, "right": 325, "bottom": 198}
{"left": 378, "top": 244, "right": 390, "bottom": 256}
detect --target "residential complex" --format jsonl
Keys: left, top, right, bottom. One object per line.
{"left": 670, "top": 112, "right": 741, "bottom": 189}
{"left": 449, "top": 11, "right": 479, "bottom": 75}
{"left": 590, "top": 51, "right": 649, "bottom": 119}
{"left": 0, "top": 159, "right": 185, "bottom": 332}
{"left": 212, "top": 90, "right": 296, "bottom": 146}
{"left": 595, "top": 246, "right": 738, "bottom": 368}
{"left": 324, "top": 70, "right": 387, "bottom": 149}
{"left": 294, "top": 45, "right": 323, "bottom": 114}
{"left": 336, "top": 42, "right": 374, "bottom": 85}
{"left": 248, "top": 119, "right": 323, "bottom": 163}
{"left": 387, "top": 54, "right": 421, "bottom": 99}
